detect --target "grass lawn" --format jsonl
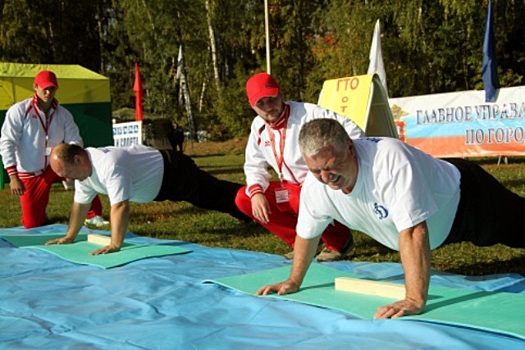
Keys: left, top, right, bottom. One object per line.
{"left": 1, "top": 138, "right": 524, "bottom": 276}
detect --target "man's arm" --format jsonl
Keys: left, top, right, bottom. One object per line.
{"left": 45, "top": 202, "right": 90, "bottom": 245}
{"left": 90, "top": 200, "right": 130, "bottom": 255}
{"left": 1, "top": 105, "right": 24, "bottom": 195}
{"left": 374, "top": 221, "right": 431, "bottom": 319}
{"left": 256, "top": 235, "right": 321, "bottom": 295}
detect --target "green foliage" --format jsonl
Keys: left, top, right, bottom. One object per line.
{"left": 1, "top": 0, "right": 524, "bottom": 136}
{"left": 214, "top": 83, "right": 254, "bottom": 139}
{"left": 0, "top": 0, "right": 105, "bottom": 70}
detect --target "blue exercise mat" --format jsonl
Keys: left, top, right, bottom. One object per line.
{"left": 1, "top": 224, "right": 524, "bottom": 349}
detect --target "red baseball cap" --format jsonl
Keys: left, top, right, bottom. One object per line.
{"left": 246, "top": 72, "right": 280, "bottom": 106}
{"left": 34, "top": 70, "right": 59, "bottom": 89}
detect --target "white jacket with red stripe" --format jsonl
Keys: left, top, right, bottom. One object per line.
{"left": 243, "top": 101, "right": 365, "bottom": 197}
{"left": 0, "top": 97, "right": 83, "bottom": 177}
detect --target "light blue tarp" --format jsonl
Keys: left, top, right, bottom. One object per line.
{"left": 1, "top": 224, "right": 525, "bottom": 349}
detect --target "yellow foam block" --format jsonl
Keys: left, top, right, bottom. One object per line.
{"left": 334, "top": 277, "right": 405, "bottom": 299}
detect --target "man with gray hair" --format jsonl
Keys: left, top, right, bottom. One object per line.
{"left": 257, "top": 118, "right": 525, "bottom": 319}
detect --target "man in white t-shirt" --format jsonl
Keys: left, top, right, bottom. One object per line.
{"left": 236, "top": 72, "right": 365, "bottom": 261}
{"left": 45, "top": 143, "right": 250, "bottom": 255}
{"left": 257, "top": 118, "right": 525, "bottom": 319}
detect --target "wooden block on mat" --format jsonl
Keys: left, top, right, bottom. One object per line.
{"left": 334, "top": 277, "right": 405, "bottom": 299}
{"left": 87, "top": 233, "right": 111, "bottom": 246}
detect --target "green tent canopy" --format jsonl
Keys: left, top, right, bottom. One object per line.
{"left": 0, "top": 63, "right": 113, "bottom": 186}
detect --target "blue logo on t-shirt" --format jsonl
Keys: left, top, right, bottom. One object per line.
{"left": 373, "top": 203, "right": 388, "bottom": 219}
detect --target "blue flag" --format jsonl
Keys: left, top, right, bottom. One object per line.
{"left": 482, "top": 0, "right": 500, "bottom": 102}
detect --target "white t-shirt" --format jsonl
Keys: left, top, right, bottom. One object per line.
{"left": 74, "top": 145, "right": 164, "bottom": 206}
{"left": 297, "top": 137, "right": 461, "bottom": 250}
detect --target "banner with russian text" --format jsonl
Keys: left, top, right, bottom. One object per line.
{"left": 389, "top": 86, "right": 525, "bottom": 158}
{"left": 113, "top": 121, "right": 142, "bottom": 148}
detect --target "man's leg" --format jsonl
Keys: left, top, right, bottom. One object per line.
{"left": 318, "top": 221, "right": 353, "bottom": 256}
{"left": 85, "top": 196, "right": 103, "bottom": 219}
{"left": 159, "top": 151, "right": 250, "bottom": 221}
{"left": 235, "top": 183, "right": 298, "bottom": 247}
{"left": 19, "top": 175, "right": 51, "bottom": 228}
{"left": 445, "top": 158, "right": 525, "bottom": 248}
{"left": 19, "top": 166, "right": 63, "bottom": 228}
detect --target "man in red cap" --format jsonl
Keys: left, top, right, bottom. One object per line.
{"left": 235, "top": 72, "right": 365, "bottom": 261}
{"left": 0, "top": 70, "right": 107, "bottom": 228}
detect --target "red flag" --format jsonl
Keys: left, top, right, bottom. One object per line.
{"left": 133, "top": 62, "right": 144, "bottom": 121}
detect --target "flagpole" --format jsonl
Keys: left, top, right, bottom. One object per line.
{"left": 482, "top": 0, "right": 500, "bottom": 103}
{"left": 264, "top": 0, "right": 271, "bottom": 74}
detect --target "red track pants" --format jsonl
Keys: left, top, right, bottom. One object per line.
{"left": 235, "top": 181, "right": 350, "bottom": 251}
{"left": 19, "top": 166, "right": 102, "bottom": 229}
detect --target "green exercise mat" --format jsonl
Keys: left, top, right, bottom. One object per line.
{"left": 0, "top": 232, "right": 88, "bottom": 246}
{"left": 1, "top": 233, "right": 190, "bottom": 269}
{"left": 207, "top": 263, "right": 525, "bottom": 340}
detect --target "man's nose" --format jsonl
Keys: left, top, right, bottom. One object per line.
{"left": 320, "top": 170, "right": 330, "bottom": 183}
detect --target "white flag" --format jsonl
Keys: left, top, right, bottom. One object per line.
{"left": 367, "top": 19, "right": 388, "bottom": 96}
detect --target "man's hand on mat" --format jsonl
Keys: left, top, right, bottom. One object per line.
{"left": 256, "top": 279, "right": 299, "bottom": 296}
{"left": 374, "top": 298, "right": 424, "bottom": 319}
{"left": 45, "top": 236, "right": 75, "bottom": 245}
{"left": 90, "top": 244, "right": 121, "bottom": 255}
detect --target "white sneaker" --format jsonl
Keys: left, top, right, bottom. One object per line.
{"left": 84, "top": 216, "right": 109, "bottom": 228}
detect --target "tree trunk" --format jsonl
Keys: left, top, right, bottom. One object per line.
{"left": 205, "top": 0, "right": 220, "bottom": 90}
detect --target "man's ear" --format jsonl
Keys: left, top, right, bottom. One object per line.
{"left": 74, "top": 154, "right": 83, "bottom": 165}
{"left": 348, "top": 139, "right": 354, "bottom": 151}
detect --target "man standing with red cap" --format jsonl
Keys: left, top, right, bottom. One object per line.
{"left": 0, "top": 70, "right": 107, "bottom": 228}
{"left": 235, "top": 72, "right": 365, "bottom": 261}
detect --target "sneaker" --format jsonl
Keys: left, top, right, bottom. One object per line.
{"left": 62, "top": 180, "right": 75, "bottom": 190}
{"left": 283, "top": 240, "right": 325, "bottom": 260}
{"left": 84, "top": 216, "right": 109, "bottom": 228}
{"left": 315, "top": 237, "right": 354, "bottom": 262}
{"left": 283, "top": 250, "right": 294, "bottom": 260}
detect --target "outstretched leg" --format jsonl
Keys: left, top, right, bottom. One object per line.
{"left": 445, "top": 158, "right": 525, "bottom": 248}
